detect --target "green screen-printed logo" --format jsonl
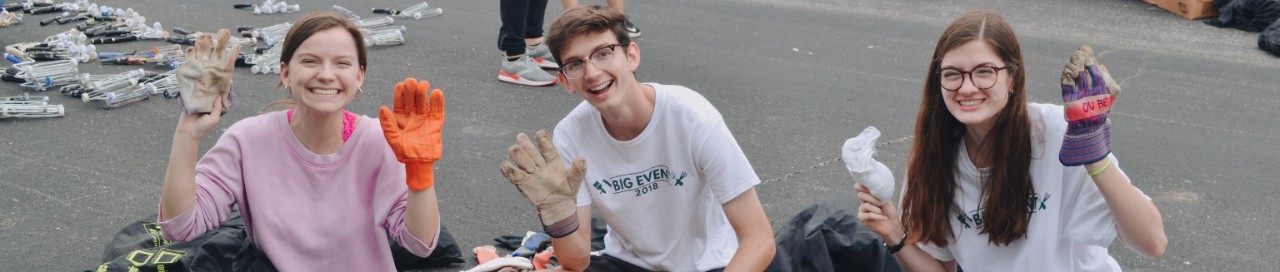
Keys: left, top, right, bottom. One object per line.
{"left": 956, "top": 192, "right": 1052, "bottom": 229}
{"left": 590, "top": 165, "right": 687, "bottom": 197}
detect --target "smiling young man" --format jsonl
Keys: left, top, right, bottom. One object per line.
{"left": 497, "top": 5, "right": 775, "bottom": 272}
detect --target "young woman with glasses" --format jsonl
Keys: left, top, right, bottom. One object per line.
{"left": 855, "top": 11, "right": 1166, "bottom": 271}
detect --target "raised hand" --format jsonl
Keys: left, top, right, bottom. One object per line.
{"left": 176, "top": 29, "right": 240, "bottom": 115}
{"left": 379, "top": 78, "right": 446, "bottom": 191}
{"left": 856, "top": 183, "right": 903, "bottom": 242}
{"left": 1060, "top": 45, "right": 1120, "bottom": 166}
{"left": 499, "top": 130, "right": 587, "bottom": 238}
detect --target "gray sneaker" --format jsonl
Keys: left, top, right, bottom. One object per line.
{"left": 498, "top": 55, "right": 558, "bottom": 86}
{"left": 625, "top": 19, "right": 641, "bottom": 38}
{"left": 527, "top": 43, "right": 559, "bottom": 69}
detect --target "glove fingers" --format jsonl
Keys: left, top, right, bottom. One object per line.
{"left": 566, "top": 157, "right": 588, "bottom": 190}
{"left": 394, "top": 78, "right": 415, "bottom": 116}
{"left": 501, "top": 160, "right": 529, "bottom": 185}
{"left": 213, "top": 29, "right": 232, "bottom": 61}
{"left": 509, "top": 136, "right": 540, "bottom": 173}
{"left": 534, "top": 130, "right": 560, "bottom": 166}
{"left": 1096, "top": 64, "right": 1120, "bottom": 98}
{"left": 413, "top": 84, "right": 428, "bottom": 115}
{"left": 1080, "top": 46, "right": 1101, "bottom": 92}
{"left": 221, "top": 43, "right": 242, "bottom": 70}
{"left": 1060, "top": 66, "right": 1077, "bottom": 101}
{"left": 1075, "top": 65, "right": 1091, "bottom": 92}
{"left": 1068, "top": 48, "right": 1089, "bottom": 92}
{"left": 517, "top": 132, "right": 546, "bottom": 167}
{"left": 184, "top": 46, "right": 198, "bottom": 63}
{"left": 418, "top": 79, "right": 431, "bottom": 92}
{"left": 427, "top": 88, "right": 445, "bottom": 121}
{"left": 378, "top": 106, "right": 405, "bottom": 155}
{"left": 194, "top": 33, "right": 213, "bottom": 61}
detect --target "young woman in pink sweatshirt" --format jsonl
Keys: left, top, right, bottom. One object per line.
{"left": 158, "top": 12, "right": 445, "bottom": 271}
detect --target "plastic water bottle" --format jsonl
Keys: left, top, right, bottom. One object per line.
{"left": 333, "top": 5, "right": 360, "bottom": 20}
{"left": 412, "top": 7, "right": 443, "bottom": 20}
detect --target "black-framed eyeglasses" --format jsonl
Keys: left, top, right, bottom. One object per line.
{"left": 937, "top": 66, "right": 1008, "bottom": 91}
{"left": 558, "top": 43, "right": 622, "bottom": 80}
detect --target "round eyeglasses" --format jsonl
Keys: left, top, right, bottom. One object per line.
{"left": 938, "top": 66, "right": 1008, "bottom": 91}
{"left": 558, "top": 43, "right": 622, "bottom": 80}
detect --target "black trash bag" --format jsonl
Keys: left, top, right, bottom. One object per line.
{"left": 92, "top": 213, "right": 464, "bottom": 272}
{"left": 90, "top": 213, "right": 275, "bottom": 272}
{"left": 1204, "top": 0, "right": 1280, "bottom": 32}
{"left": 1260, "top": 19, "right": 1280, "bottom": 56}
{"left": 766, "top": 196, "right": 903, "bottom": 272}
{"left": 494, "top": 216, "right": 608, "bottom": 253}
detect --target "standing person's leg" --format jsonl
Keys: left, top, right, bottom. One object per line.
{"left": 498, "top": 0, "right": 557, "bottom": 86}
{"left": 498, "top": 0, "right": 531, "bottom": 58}
{"left": 604, "top": 0, "right": 641, "bottom": 38}
{"left": 562, "top": 0, "right": 580, "bottom": 9}
{"left": 606, "top": 0, "right": 624, "bottom": 13}
{"left": 523, "top": 0, "right": 558, "bottom": 69}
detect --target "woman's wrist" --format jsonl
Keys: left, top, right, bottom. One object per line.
{"left": 1084, "top": 156, "right": 1113, "bottom": 177}
{"left": 883, "top": 227, "right": 908, "bottom": 254}
{"left": 173, "top": 131, "right": 204, "bottom": 145}
{"left": 881, "top": 225, "right": 906, "bottom": 245}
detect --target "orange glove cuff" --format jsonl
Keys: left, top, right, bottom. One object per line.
{"left": 405, "top": 161, "right": 435, "bottom": 191}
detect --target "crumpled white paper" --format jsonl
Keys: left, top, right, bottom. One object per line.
{"left": 842, "top": 126, "right": 895, "bottom": 201}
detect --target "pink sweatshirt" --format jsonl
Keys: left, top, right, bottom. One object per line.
{"left": 158, "top": 110, "right": 437, "bottom": 271}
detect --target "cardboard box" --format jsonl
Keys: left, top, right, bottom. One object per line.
{"left": 1158, "top": 0, "right": 1218, "bottom": 20}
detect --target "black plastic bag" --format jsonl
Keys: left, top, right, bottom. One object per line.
{"left": 1260, "top": 19, "right": 1280, "bottom": 56}
{"left": 1204, "top": 0, "right": 1280, "bottom": 32}
{"left": 91, "top": 213, "right": 464, "bottom": 272}
{"left": 766, "top": 196, "right": 903, "bottom": 272}
{"left": 90, "top": 213, "right": 275, "bottom": 272}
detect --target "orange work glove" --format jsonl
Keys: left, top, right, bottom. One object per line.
{"left": 379, "top": 78, "right": 445, "bottom": 191}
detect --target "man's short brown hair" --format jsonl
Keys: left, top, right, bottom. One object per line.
{"left": 546, "top": 5, "right": 632, "bottom": 66}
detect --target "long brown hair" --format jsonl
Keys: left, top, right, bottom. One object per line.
{"left": 902, "top": 11, "right": 1034, "bottom": 247}
{"left": 264, "top": 12, "right": 368, "bottom": 112}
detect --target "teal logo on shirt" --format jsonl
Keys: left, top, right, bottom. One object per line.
{"left": 591, "top": 165, "right": 687, "bottom": 197}
{"left": 956, "top": 192, "right": 1052, "bottom": 229}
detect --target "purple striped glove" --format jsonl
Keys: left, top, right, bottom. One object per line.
{"left": 1059, "top": 45, "right": 1120, "bottom": 166}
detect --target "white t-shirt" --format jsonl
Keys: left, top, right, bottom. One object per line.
{"left": 911, "top": 103, "right": 1147, "bottom": 272}
{"left": 554, "top": 83, "right": 760, "bottom": 271}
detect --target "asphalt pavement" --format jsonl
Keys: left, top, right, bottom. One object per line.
{"left": 1, "top": 0, "right": 1277, "bottom": 271}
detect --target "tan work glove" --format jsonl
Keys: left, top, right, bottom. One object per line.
{"left": 177, "top": 29, "right": 240, "bottom": 114}
{"left": 500, "top": 130, "right": 587, "bottom": 238}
